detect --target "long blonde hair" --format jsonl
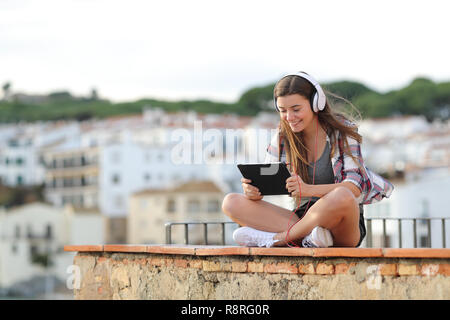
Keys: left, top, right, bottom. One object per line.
{"left": 274, "top": 75, "right": 362, "bottom": 191}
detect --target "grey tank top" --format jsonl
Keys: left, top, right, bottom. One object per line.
{"left": 299, "top": 141, "right": 334, "bottom": 207}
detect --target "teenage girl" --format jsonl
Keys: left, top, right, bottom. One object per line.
{"left": 222, "top": 72, "right": 393, "bottom": 248}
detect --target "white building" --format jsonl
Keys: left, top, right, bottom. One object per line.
{"left": 128, "top": 180, "right": 231, "bottom": 245}
{"left": 0, "top": 202, "right": 104, "bottom": 290}
{"left": 0, "top": 121, "right": 80, "bottom": 187}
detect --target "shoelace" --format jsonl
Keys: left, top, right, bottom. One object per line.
{"left": 249, "top": 233, "right": 275, "bottom": 247}
{"left": 301, "top": 236, "right": 317, "bottom": 248}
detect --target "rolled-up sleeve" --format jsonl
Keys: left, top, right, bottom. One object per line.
{"left": 337, "top": 134, "right": 394, "bottom": 204}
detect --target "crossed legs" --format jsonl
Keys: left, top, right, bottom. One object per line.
{"left": 222, "top": 186, "right": 361, "bottom": 247}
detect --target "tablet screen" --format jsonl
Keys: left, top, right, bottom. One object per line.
{"left": 237, "top": 162, "right": 291, "bottom": 196}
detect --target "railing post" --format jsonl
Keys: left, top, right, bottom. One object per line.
{"left": 184, "top": 224, "right": 189, "bottom": 245}
{"left": 427, "top": 219, "right": 432, "bottom": 248}
{"left": 382, "top": 219, "right": 387, "bottom": 247}
{"left": 398, "top": 218, "right": 402, "bottom": 248}
{"left": 221, "top": 223, "right": 226, "bottom": 245}
{"left": 366, "top": 219, "right": 372, "bottom": 248}
{"left": 165, "top": 223, "right": 172, "bottom": 244}
{"left": 203, "top": 223, "right": 208, "bottom": 245}
{"left": 442, "top": 219, "right": 446, "bottom": 248}
{"left": 413, "top": 219, "right": 417, "bottom": 248}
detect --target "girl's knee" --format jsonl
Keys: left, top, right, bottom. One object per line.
{"left": 330, "top": 186, "right": 357, "bottom": 210}
{"left": 222, "top": 193, "right": 244, "bottom": 216}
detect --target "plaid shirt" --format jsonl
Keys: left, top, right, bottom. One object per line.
{"left": 265, "top": 128, "right": 394, "bottom": 205}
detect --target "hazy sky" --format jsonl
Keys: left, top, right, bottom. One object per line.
{"left": 1, "top": 0, "right": 449, "bottom": 103}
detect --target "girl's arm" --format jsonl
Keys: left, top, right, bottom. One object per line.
{"left": 286, "top": 175, "right": 361, "bottom": 199}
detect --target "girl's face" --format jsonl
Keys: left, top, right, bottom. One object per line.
{"left": 277, "top": 94, "right": 315, "bottom": 133}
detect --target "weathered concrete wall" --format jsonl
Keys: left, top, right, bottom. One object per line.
{"left": 72, "top": 252, "right": 450, "bottom": 300}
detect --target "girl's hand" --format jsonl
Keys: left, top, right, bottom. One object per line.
{"left": 285, "top": 174, "right": 306, "bottom": 197}
{"left": 241, "top": 177, "right": 263, "bottom": 200}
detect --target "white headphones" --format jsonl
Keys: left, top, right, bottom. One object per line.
{"left": 274, "top": 71, "right": 327, "bottom": 113}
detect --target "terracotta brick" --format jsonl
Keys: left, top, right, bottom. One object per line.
{"left": 247, "top": 262, "right": 264, "bottom": 273}
{"left": 149, "top": 257, "right": 164, "bottom": 267}
{"left": 380, "top": 264, "right": 398, "bottom": 276}
{"left": 188, "top": 260, "right": 203, "bottom": 269}
{"left": 316, "top": 263, "right": 334, "bottom": 275}
{"left": 203, "top": 260, "right": 221, "bottom": 272}
{"left": 250, "top": 247, "right": 313, "bottom": 256}
{"left": 421, "top": 264, "right": 439, "bottom": 276}
{"left": 298, "top": 263, "right": 315, "bottom": 274}
{"left": 231, "top": 261, "right": 248, "bottom": 273}
{"left": 164, "top": 258, "right": 174, "bottom": 267}
{"left": 383, "top": 248, "right": 450, "bottom": 258}
{"left": 103, "top": 245, "right": 147, "bottom": 253}
{"left": 438, "top": 264, "right": 450, "bottom": 276}
{"left": 174, "top": 258, "right": 189, "bottom": 268}
{"left": 146, "top": 245, "right": 196, "bottom": 255}
{"left": 97, "top": 257, "right": 108, "bottom": 263}
{"left": 195, "top": 246, "right": 249, "bottom": 256}
{"left": 398, "top": 264, "right": 419, "bottom": 276}
{"left": 264, "top": 262, "right": 298, "bottom": 274}
{"left": 64, "top": 245, "right": 103, "bottom": 252}
{"left": 335, "top": 263, "right": 352, "bottom": 274}
{"left": 137, "top": 258, "right": 147, "bottom": 266}
{"left": 222, "top": 262, "right": 233, "bottom": 272}
{"left": 313, "top": 248, "right": 383, "bottom": 258}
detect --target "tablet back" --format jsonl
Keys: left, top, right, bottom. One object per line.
{"left": 237, "top": 163, "right": 291, "bottom": 196}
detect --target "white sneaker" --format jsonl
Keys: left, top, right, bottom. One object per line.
{"left": 233, "top": 227, "right": 279, "bottom": 248}
{"left": 301, "top": 226, "right": 333, "bottom": 248}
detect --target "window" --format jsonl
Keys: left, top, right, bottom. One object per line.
{"left": 112, "top": 173, "right": 120, "bottom": 184}
{"left": 187, "top": 199, "right": 201, "bottom": 213}
{"left": 16, "top": 175, "right": 24, "bottom": 185}
{"left": 46, "top": 224, "right": 53, "bottom": 239}
{"left": 16, "top": 157, "right": 24, "bottom": 165}
{"left": 207, "top": 199, "right": 220, "bottom": 213}
{"left": 167, "top": 199, "right": 176, "bottom": 213}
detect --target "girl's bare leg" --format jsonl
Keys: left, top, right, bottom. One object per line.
{"left": 222, "top": 186, "right": 360, "bottom": 247}
{"left": 278, "top": 186, "right": 361, "bottom": 247}
{"left": 222, "top": 193, "right": 299, "bottom": 233}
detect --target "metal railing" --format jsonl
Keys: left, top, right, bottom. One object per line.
{"left": 365, "top": 217, "right": 449, "bottom": 248}
{"left": 165, "top": 221, "right": 237, "bottom": 245}
{"left": 165, "top": 217, "right": 450, "bottom": 248}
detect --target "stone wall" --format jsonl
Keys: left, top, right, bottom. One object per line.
{"left": 66, "top": 245, "right": 450, "bottom": 300}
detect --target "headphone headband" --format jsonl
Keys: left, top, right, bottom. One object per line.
{"left": 274, "top": 71, "right": 326, "bottom": 113}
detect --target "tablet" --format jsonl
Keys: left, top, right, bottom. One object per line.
{"left": 237, "top": 162, "right": 291, "bottom": 196}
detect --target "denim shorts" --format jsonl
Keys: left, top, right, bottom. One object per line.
{"left": 293, "top": 199, "right": 366, "bottom": 247}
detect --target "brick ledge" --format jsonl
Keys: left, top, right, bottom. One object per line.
{"left": 64, "top": 244, "right": 450, "bottom": 258}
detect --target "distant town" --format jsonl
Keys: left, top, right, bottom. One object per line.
{"left": 0, "top": 107, "right": 449, "bottom": 298}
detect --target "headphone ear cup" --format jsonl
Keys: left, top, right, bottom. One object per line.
{"left": 312, "top": 94, "right": 318, "bottom": 113}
